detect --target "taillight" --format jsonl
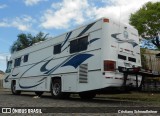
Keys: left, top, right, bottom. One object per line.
{"left": 103, "top": 18, "right": 109, "bottom": 23}
{"left": 104, "top": 60, "right": 116, "bottom": 71}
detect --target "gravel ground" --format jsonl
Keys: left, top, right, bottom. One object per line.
{"left": 0, "top": 89, "right": 151, "bottom": 107}
{"left": 0, "top": 89, "right": 159, "bottom": 115}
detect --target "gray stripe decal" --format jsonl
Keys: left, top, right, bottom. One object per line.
{"left": 111, "top": 33, "right": 138, "bottom": 47}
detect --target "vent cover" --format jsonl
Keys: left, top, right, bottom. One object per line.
{"left": 79, "top": 64, "right": 88, "bottom": 83}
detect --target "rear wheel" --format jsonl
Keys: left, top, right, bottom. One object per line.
{"left": 51, "top": 79, "right": 70, "bottom": 99}
{"left": 35, "top": 91, "right": 43, "bottom": 96}
{"left": 79, "top": 92, "right": 96, "bottom": 100}
{"left": 11, "top": 81, "right": 21, "bottom": 95}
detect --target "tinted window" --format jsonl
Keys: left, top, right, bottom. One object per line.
{"left": 128, "top": 57, "right": 136, "bottom": 62}
{"left": 54, "top": 44, "right": 61, "bottom": 54}
{"left": 70, "top": 39, "right": 78, "bottom": 53}
{"left": 70, "top": 36, "right": 88, "bottom": 54}
{"left": 79, "top": 36, "right": 88, "bottom": 51}
{"left": 24, "top": 54, "right": 29, "bottom": 62}
{"left": 118, "top": 54, "right": 126, "bottom": 60}
{"left": 6, "top": 61, "right": 12, "bottom": 73}
{"left": 14, "top": 57, "right": 21, "bottom": 67}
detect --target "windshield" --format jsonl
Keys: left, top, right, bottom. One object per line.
{"left": 5, "top": 61, "right": 12, "bottom": 73}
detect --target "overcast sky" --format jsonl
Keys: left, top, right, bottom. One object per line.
{"left": 0, "top": 0, "right": 160, "bottom": 71}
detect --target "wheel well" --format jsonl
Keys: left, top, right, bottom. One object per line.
{"left": 51, "top": 77, "right": 61, "bottom": 82}
{"left": 12, "top": 80, "right": 16, "bottom": 85}
{"left": 50, "top": 77, "right": 61, "bottom": 89}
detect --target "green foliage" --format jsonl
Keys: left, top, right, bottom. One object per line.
{"left": 10, "top": 32, "right": 49, "bottom": 53}
{"left": 129, "top": 2, "right": 160, "bottom": 49}
{"left": 130, "top": 2, "right": 160, "bottom": 37}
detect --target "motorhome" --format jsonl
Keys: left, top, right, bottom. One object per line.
{"left": 3, "top": 18, "right": 142, "bottom": 99}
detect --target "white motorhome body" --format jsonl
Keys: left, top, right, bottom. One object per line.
{"left": 3, "top": 18, "right": 142, "bottom": 98}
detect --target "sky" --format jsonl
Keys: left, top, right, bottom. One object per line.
{"left": 0, "top": 0, "right": 160, "bottom": 71}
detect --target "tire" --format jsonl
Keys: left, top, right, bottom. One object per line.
{"left": 11, "top": 81, "right": 21, "bottom": 95}
{"left": 51, "top": 79, "right": 70, "bottom": 99}
{"left": 79, "top": 92, "right": 96, "bottom": 100}
{"left": 35, "top": 91, "right": 43, "bottom": 96}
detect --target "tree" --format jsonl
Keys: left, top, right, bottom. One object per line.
{"left": 10, "top": 32, "right": 49, "bottom": 53}
{"left": 129, "top": 2, "right": 160, "bottom": 49}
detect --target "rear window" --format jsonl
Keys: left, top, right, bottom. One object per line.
{"left": 128, "top": 57, "right": 136, "bottom": 62}
{"left": 118, "top": 54, "right": 126, "bottom": 60}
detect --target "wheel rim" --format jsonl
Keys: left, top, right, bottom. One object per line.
{"left": 52, "top": 83, "right": 60, "bottom": 96}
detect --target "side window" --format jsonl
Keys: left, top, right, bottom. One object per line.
{"left": 54, "top": 44, "right": 61, "bottom": 54}
{"left": 78, "top": 36, "right": 88, "bottom": 51}
{"left": 14, "top": 57, "right": 21, "bottom": 67}
{"left": 5, "top": 61, "right": 12, "bottom": 73}
{"left": 24, "top": 54, "right": 29, "bottom": 63}
{"left": 70, "top": 36, "right": 88, "bottom": 54}
{"left": 70, "top": 39, "right": 78, "bottom": 53}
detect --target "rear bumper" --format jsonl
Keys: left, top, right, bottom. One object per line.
{"left": 104, "top": 72, "right": 142, "bottom": 87}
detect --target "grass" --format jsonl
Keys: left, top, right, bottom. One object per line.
{"left": 71, "top": 92, "right": 160, "bottom": 105}
{"left": 98, "top": 92, "right": 160, "bottom": 104}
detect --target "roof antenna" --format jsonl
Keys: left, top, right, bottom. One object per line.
{"left": 119, "top": 5, "right": 121, "bottom": 32}
{"left": 117, "top": 5, "right": 122, "bottom": 60}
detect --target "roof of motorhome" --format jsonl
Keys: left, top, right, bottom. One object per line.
{"left": 11, "top": 17, "right": 137, "bottom": 57}
{"left": 11, "top": 18, "right": 105, "bottom": 56}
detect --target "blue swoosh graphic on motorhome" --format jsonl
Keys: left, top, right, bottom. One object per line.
{"left": 12, "top": 73, "right": 19, "bottom": 77}
{"left": 19, "top": 77, "right": 47, "bottom": 89}
{"left": 19, "top": 56, "right": 50, "bottom": 89}
{"left": 18, "top": 22, "right": 97, "bottom": 89}
{"left": 37, "top": 77, "right": 47, "bottom": 82}
{"left": 19, "top": 81, "right": 44, "bottom": 89}
{"left": 20, "top": 56, "right": 50, "bottom": 78}
{"left": 111, "top": 33, "right": 138, "bottom": 47}
{"left": 41, "top": 38, "right": 100, "bottom": 74}
{"left": 111, "top": 33, "right": 122, "bottom": 41}
{"left": 44, "top": 56, "right": 72, "bottom": 75}
{"left": 40, "top": 59, "right": 52, "bottom": 72}
{"left": 89, "top": 38, "right": 100, "bottom": 44}
{"left": 19, "top": 53, "right": 93, "bottom": 88}
{"left": 43, "top": 53, "right": 93, "bottom": 75}
{"left": 62, "top": 54, "right": 93, "bottom": 68}
{"left": 128, "top": 41, "right": 138, "bottom": 47}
